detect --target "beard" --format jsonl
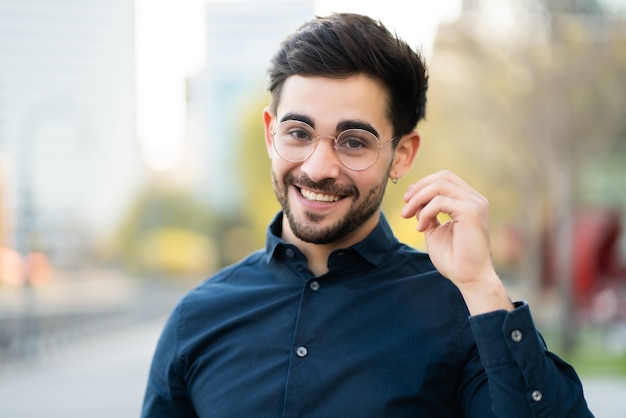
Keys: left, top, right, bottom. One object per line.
{"left": 271, "top": 170, "right": 389, "bottom": 245}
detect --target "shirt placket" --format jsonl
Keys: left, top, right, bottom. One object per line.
{"left": 281, "top": 274, "right": 323, "bottom": 418}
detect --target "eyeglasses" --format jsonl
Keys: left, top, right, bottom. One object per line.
{"left": 271, "top": 120, "right": 396, "bottom": 171}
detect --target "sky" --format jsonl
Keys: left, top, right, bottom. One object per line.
{"left": 135, "top": 0, "right": 461, "bottom": 171}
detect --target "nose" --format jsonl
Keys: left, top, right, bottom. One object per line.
{"left": 300, "top": 136, "right": 342, "bottom": 182}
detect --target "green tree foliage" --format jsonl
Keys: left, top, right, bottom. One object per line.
{"left": 415, "top": 7, "right": 626, "bottom": 351}
{"left": 417, "top": 11, "right": 626, "bottom": 263}
{"left": 110, "top": 181, "right": 247, "bottom": 277}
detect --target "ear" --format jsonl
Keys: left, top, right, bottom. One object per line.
{"left": 263, "top": 107, "right": 275, "bottom": 157}
{"left": 390, "top": 131, "right": 421, "bottom": 180}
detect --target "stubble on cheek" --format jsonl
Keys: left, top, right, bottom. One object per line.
{"left": 271, "top": 170, "right": 289, "bottom": 213}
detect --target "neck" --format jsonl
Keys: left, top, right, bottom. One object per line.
{"left": 281, "top": 212, "right": 380, "bottom": 277}
{"left": 298, "top": 243, "right": 335, "bottom": 277}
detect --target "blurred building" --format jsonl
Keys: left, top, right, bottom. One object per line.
{"left": 0, "top": 0, "right": 143, "bottom": 269}
{"left": 185, "top": 0, "right": 314, "bottom": 212}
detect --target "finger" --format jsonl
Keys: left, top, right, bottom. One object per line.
{"left": 401, "top": 177, "right": 479, "bottom": 219}
{"left": 416, "top": 195, "right": 474, "bottom": 232}
{"left": 404, "top": 170, "right": 475, "bottom": 203}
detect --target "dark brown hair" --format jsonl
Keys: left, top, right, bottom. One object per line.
{"left": 267, "top": 13, "right": 429, "bottom": 139}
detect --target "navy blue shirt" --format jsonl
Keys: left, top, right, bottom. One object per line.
{"left": 142, "top": 213, "right": 593, "bottom": 417}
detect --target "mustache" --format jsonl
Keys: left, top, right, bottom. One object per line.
{"left": 286, "top": 173, "right": 358, "bottom": 197}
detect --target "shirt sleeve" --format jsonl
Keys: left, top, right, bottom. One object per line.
{"left": 468, "top": 301, "right": 594, "bottom": 417}
{"left": 141, "top": 302, "right": 198, "bottom": 418}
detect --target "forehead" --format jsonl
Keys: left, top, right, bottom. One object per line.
{"left": 276, "top": 74, "right": 391, "bottom": 131}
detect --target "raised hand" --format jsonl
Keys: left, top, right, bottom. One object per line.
{"left": 401, "top": 170, "right": 513, "bottom": 315}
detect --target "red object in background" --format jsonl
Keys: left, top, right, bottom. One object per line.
{"left": 0, "top": 247, "right": 24, "bottom": 285}
{"left": 542, "top": 209, "right": 625, "bottom": 310}
{"left": 573, "top": 210, "right": 624, "bottom": 306}
{"left": 0, "top": 248, "right": 53, "bottom": 286}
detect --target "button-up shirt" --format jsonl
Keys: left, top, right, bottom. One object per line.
{"left": 142, "top": 213, "right": 593, "bottom": 417}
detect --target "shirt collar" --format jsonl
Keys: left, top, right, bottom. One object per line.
{"left": 265, "top": 211, "right": 398, "bottom": 267}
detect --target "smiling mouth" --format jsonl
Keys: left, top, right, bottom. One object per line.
{"left": 299, "top": 187, "right": 344, "bottom": 203}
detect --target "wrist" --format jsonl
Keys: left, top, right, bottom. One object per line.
{"left": 456, "top": 271, "right": 514, "bottom": 316}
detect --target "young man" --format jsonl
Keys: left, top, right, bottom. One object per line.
{"left": 142, "top": 13, "right": 593, "bottom": 417}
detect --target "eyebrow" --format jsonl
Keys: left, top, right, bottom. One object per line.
{"left": 280, "top": 113, "right": 380, "bottom": 139}
{"left": 280, "top": 113, "right": 314, "bottom": 127}
{"left": 336, "top": 120, "right": 380, "bottom": 139}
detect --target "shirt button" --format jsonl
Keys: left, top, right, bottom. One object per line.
{"left": 531, "top": 390, "right": 543, "bottom": 402}
{"left": 296, "top": 346, "right": 308, "bottom": 357}
{"left": 511, "top": 329, "right": 523, "bottom": 342}
{"left": 285, "top": 248, "right": 295, "bottom": 258}
{"left": 309, "top": 280, "right": 320, "bottom": 291}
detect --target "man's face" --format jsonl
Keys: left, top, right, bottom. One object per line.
{"left": 264, "top": 74, "right": 396, "bottom": 246}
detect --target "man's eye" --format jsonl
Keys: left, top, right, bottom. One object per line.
{"left": 338, "top": 134, "right": 371, "bottom": 150}
{"left": 289, "top": 128, "right": 313, "bottom": 140}
{"left": 342, "top": 138, "right": 366, "bottom": 149}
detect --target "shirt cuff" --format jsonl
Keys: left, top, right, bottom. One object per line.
{"left": 468, "top": 301, "right": 546, "bottom": 369}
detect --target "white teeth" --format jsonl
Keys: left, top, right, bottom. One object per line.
{"left": 300, "top": 188, "right": 341, "bottom": 203}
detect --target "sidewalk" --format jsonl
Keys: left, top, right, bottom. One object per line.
{"left": 0, "top": 317, "right": 165, "bottom": 418}
{"left": 0, "top": 270, "right": 192, "bottom": 417}
{"left": 583, "top": 376, "right": 626, "bottom": 418}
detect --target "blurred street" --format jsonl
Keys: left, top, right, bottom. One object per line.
{"left": 0, "top": 317, "right": 164, "bottom": 418}
{"left": 0, "top": 272, "right": 625, "bottom": 417}
{"left": 0, "top": 271, "right": 190, "bottom": 418}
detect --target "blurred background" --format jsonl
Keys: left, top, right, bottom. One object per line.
{"left": 0, "top": 0, "right": 625, "bottom": 416}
